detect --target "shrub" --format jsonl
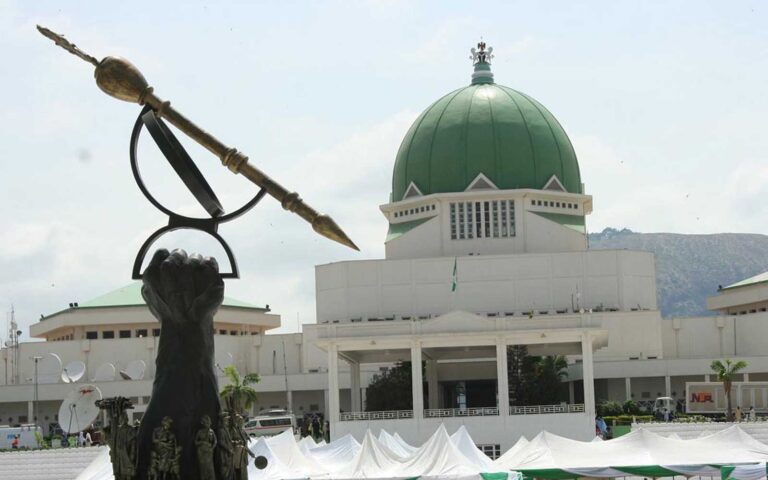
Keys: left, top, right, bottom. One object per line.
{"left": 597, "top": 400, "right": 624, "bottom": 417}
{"left": 623, "top": 400, "right": 641, "bottom": 415}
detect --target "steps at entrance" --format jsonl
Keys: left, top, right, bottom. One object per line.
{"left": 0, "top": 446, "right": 104, "bottom": 480}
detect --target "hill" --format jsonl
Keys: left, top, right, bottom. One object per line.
{"left": 588, "top": 228, "right": 768, "bottom": 317}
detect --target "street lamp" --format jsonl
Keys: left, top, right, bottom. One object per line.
{"left": 32, "top": 355, "right": 42, "bottom": 428}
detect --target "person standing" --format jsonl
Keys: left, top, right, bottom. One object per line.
{"left": 85, "top": 430, "right": 93, "bottom": 447}
{"left": 736, "top": 406, "right": 743, "bottom": 422}
{"left": 750, "top": 406, "right": 756, "bottom": 422}
{"left": 11, "top": 434, "right": 20, "bottom": 449}
{"left": 78, "top": 431, "right": 86, "bottom": 447}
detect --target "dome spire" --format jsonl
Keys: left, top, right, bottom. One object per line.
{"left": 470, "top": 40, "right": 494, "bottom": 85}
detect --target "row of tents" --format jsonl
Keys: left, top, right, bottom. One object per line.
{"left": 76, "top": 424, "right": 768, "bottom": 479}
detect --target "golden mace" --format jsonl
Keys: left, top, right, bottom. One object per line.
{"left": 37, "top": 26, "right": 358, "bottom": 251}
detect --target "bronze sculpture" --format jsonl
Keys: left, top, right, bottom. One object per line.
{"left": 97, "top": 397, "right": 138, "bottom": 480}
{"left": 216, "top": 412, "right": 234, "bottom": 480}
{"left": 194, "top": 415, "right": 217, "bottom": 480}
{"left": 228, "top": 413, "right": 253, "bottom": 480}
{"left": 137, "top": 249, "right": 224, "bottom": 480}
{"left": 149, "top": 416, "right": 181, "bottom": 480}
{"left": 36, "top": 25, "right": 358, "bottom": 252}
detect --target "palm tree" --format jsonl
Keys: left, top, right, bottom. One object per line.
{"left": 710, "top": 359, "right": 747, "bottom": 421}
{"left": 220, "top": 365, "right": 260, "bottom": 414}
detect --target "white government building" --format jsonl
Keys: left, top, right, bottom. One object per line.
{"left": 3, "top": 45, "right": 768, "bottom": 453}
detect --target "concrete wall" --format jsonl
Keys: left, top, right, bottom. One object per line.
{"left": 316, "top": 249, "right": 657, "bottom": 323}
{"left": 332, "top": 413, "right": 593, "bottom": 451}
{"left": 662, "top": 312, "right": 768, "bottom": 359}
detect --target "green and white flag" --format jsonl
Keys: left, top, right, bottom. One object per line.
{"left": 451, "top": 257, "right": 458, "bottom": 292}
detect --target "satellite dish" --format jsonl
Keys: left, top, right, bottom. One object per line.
{"left": 37, "top": 353, "right": 63, "bottom": 384}
{"left": 58, "top": 384, "right": 102, "bottom": 434}
{"left": 62, "top": 361, "right": 86, "bottom": 383}
{"left": 119, "top": 360, "right": 146, "bottom": 380}
{"left": 91, "top": 363, "right": 116, "bottom": 382}
{"left": 215, "top": 352, "right": 234, "bottom": 376}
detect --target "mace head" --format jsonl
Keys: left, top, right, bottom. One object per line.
{"left": 95, "top": 56, "right": 150, "bottom": 104}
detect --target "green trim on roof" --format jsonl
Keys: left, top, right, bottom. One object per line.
{"left": 531, "top": 211, "right": 586, "bottom": 233}
{"left": 392, "top": 82, "right": 582, "bottom": 201}
{"left": 76, "top": 282, "right": 265, "bottom": 310}
{"left": 722, "top": 271, "right": 768, "bottom": 291}
{"left": 385, "top": 217, "right": 435, "bottom": 243}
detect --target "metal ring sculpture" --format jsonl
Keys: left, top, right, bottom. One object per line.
{"left": 129, "top": 105, "right": 266, "bottom": 279}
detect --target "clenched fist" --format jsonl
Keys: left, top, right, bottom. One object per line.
{"left": 141, "top": 248, "right": 224, "bottom": 325}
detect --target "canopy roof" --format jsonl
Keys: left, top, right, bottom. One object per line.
{"left": 74, "top": 424, "right": 768, "bottom": 480}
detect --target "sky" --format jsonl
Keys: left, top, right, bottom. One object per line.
{"left": 1, "top": 1, "right": 768, "bottom": 339}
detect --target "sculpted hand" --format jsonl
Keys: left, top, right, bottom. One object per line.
{"left": 141, "top": 249, "right": 224, "bottom": 324}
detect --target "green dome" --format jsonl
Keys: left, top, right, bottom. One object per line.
{"left": 392, "top": 68, "right": 582, "bottom": 201}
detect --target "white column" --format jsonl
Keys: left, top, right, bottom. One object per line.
{"left": 665, "top": 375, "right": 672, "bottom": 398}
{"left": 286, "top": 390, "right": 293, "bottom": 412}
{"left": 496, "top": 340, "right": 509, "bottom": 415}
{"left": 704, "top": 374, "right": 711, "bottom": 382}
{"left": 569, "top": 382, "right": 576, "bottom": 404}
{"left": 625, "top": 377, "right": 632, "bottom": 401}
{"left": 411, "top": 342, "right": 423, "bottom": 418}
{"left": 361, "top": 388, "right": 367, "bottom": 411}
{"left": 327, "top": 344, "right": 340, "bottom": 424}
{"left": 744, "top": 373, "right": 750, "bottom": 382}
{"left": 350, "top": 361, "right": 361, "bottom": 412}
{"left": 581, "top": 333, "right": 596, "bottom": 416}
{"left": 427, "top": 359, "right": 439, "bottom": 410}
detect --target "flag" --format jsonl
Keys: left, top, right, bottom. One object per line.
{"left": 451, "top": 257, "right": 458, "bottom": 292}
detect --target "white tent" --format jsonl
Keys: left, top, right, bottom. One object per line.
{"left": 378, "top": 429, "right": 417, "bottom": 459}
{"left": 501, "top": 426, "right": 768, "bottom": 479}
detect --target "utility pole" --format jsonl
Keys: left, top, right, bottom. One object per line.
{"left": 32, "top": 355, "right": 42, "bottom": 427}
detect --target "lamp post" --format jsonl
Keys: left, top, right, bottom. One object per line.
{"left": 32, "top": 355, "right": 42, "bottom": 428}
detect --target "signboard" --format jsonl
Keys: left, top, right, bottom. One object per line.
{"left": 686, "top": 382, "right": 768, "bottom": 414}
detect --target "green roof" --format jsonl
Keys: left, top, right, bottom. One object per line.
{"left": 386, "top": 217, "right": 435, "bottom": 242}
{"left": 531, "top": 211, "right": 586, "bottom": 234}
{"left": 76, "top": 282, "right": 266, "bottom": 310}
{"left": 391, "top": 63, "right": 581, "bottom": 201}
{"left": 722, "top": 271, "right": 768, "bottom": 291}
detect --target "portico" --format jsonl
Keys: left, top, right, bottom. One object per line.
{"left": 316, "top": 310, "right": 606, "bottom": 449}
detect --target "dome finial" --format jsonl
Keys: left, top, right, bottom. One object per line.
{"left": 469, "top": 40, "right": 494, "bottom": 85}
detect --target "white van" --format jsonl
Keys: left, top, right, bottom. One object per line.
{"left": 0, "top": 424, "right": 43, "bottom": 449}
{"left": 243, "top": 409, "right": 295, "bottom": 437}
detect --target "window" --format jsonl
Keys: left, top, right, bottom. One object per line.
{"left": 85, "top": 331, "right": 97, "bottom": 340}
{"left": 230, "top": 330, "right": 237, "bottom": 336}
{"left": 102, "top": 331, "right": 115, "bottom": 339}
{"left": 119, "top": 330, "right": 131, "bottom": 339}
{"left": 219, "top": 329, "right": 226, "bottom": 335}
{"left": 153, "top": 328, "right": 161, "bottom": 337}
{"left": 449, "top": 200, "right": 515, "bottom": 240}
{"left": 136, "top": 329, "right": 148, "bottom": 338}
{"left": 477, "top": 444, "right": 501, "bottom": 460}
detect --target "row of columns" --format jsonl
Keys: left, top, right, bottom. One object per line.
{"left": 326, "top": 333, "right": 597, "bottom": 422}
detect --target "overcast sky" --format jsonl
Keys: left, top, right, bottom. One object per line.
{"left": 2, "top": 1, "right": 767, "bottom": 339}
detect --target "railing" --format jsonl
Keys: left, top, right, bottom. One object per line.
{"left": 339, "top": 410, "right": 413, "bottom": 421}
{"left": 339, "top": 404, "right": 585, "bottom": 421}
{"left": 509, "top": 404, "right": 585, "bottom": 415}
{"left": 424, "top": 407, "right": 498, "bottom": 418}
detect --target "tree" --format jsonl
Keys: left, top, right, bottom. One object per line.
{"left": 508, "top": 347, "right": 569, "bottom": 406}
{"left": 533, "top": 355, "right": 569, "bottom": 404}
{"left": 710, "top": 359, "right": 747, "bottom": 421}
{"left": 220, "top": 365, "right": 260, "bottom": 414}
{"left": 365, "top": 362, "right": 414, "bottom": 412}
